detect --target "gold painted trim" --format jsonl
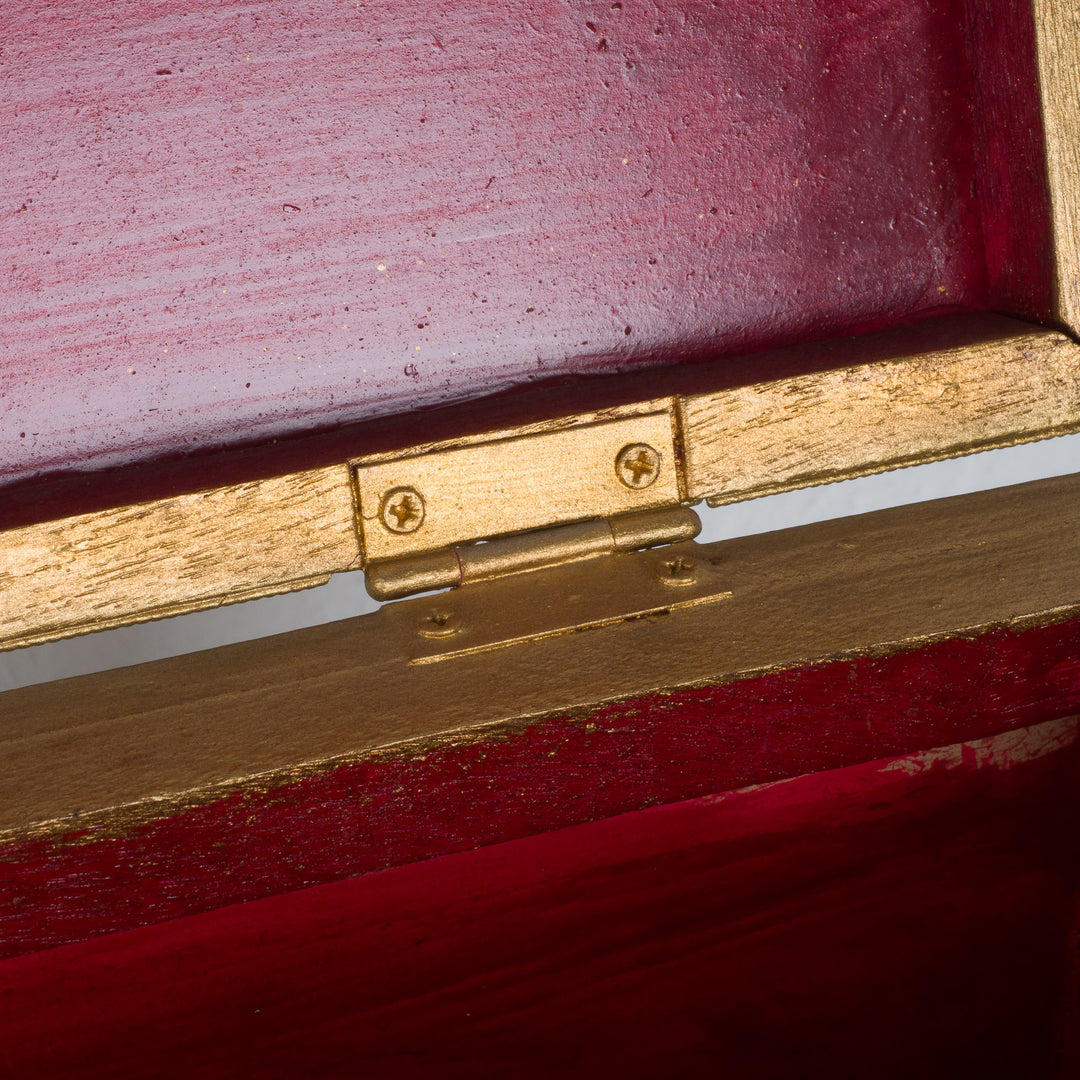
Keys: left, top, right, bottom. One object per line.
{"left": 680, "top": 320, "right": 1080, "bottom": 505}
{"left": 3, "top": 470, "right": 1079, "bottom": 842}
{"left": 1, "top": 318, "right": 1079, "bottom": 651}
{"left": 0, "top": 466, "right": 361, "bottom": 651}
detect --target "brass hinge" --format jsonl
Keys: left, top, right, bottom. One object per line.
{"left": 352, "top": 401, "right": 698, "bottom": 599}
{"left": 5, "top": 316, "right": 1075, "bottom": 652}
{"left": 365, "top": 506, "right": 702, "bottom": 600}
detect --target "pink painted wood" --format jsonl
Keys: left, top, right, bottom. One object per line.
{"left": 2, "top": 0, "right": 985, "bottom": 489}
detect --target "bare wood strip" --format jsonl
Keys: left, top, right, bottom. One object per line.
{"left": 1034, "top": 0, "right": 1080, "bottom": 333}
{"left": 0, "top": 465, "right": 361, "bottom": 651}
{"left": 679, "top": 324, "right": 1080, "bottom": 505}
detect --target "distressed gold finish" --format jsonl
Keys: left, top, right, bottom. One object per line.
{"left": 680, "top": 322, "right": 1080, "bottom": 505}
{"left": 3, "top": 471, "right": 1080, "bottom": 843}
{"left": 0, "top": 466, "right": 361, "bottom": 652}
{"left": 353, "top": 411, "right": 680, "bottom": 562}
{"left": 365, "top": 506, "right": 702, "bottom": 601}
{"left": 1034, "top": 0, "right": 1080, "bottom": 333}
{"left": 2, "top": 317, "right": 1079, "bottom": 650}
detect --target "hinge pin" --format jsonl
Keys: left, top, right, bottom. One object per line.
{"left": 365, "top": 505, "right": 700, "bottom": 601}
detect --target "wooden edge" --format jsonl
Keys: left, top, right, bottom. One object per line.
{"left": 0, "top": 716, "right": 1076, "bottom": 1067}
{"left": 1, "top": 315, "right": 1078, "bottom": 650}
{"left": 0, "top": 465, "right": 362, "bottom": 651}
{"left": 680, "top": 319, "right": 1080, "bottom": 504}
{"left": 2, "top": 469, "right": 1079, "bottom": 840}
{"left": 1035, "top": 0, "right": 1080, "bottom": 334}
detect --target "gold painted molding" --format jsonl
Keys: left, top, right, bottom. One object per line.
{"left": 0, "top": 466, "right": 361, "bottom": 651}
{"left": 1, "top": 317, "right": 1079, "bottom": 651}
{"left": 681, "top": 319, "right": 1080, "bottom": 505}
{"left": 4, "top": 470, "right": 1079, "bottom": 841}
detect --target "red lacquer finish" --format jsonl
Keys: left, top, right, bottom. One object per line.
{"left": 2, "top": 0, "right": 986, "bottom": 489}
{"left": 4, "top": 617, "right": 1080, "bottom": 960}
{"left": 1, "top": 718, "right": 1076, "bottom": 1079}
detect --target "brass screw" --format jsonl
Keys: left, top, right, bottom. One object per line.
{"left": 380, "top": 487, "right": 425, "bottom": 534}
{"left": 418, "top": 609, "right": 461, "bottom": 638}
{"left": 656, "top": 554, "right": 697, "bottom": 587}
{"left": 615, "top": 443, "right": 661, "bottom": 489}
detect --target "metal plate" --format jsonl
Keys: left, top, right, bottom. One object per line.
{"left": 354, "top": 412, "right": 680, "bottom": 561}
{"left": 378, "top": 541, "right": 732, "bottom": 666}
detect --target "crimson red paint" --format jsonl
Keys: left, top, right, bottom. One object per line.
{"left": 1, "top": 719, "right": 1076, "bottom": 1078}
{"left": 2, "top": 0, "right": 986, "bottom": 489}
{"left": 964, "top": 0, "right": 1057, "bottom": 324}
{"left": 4, "top": 616, "right": 1080, "bottom": 960}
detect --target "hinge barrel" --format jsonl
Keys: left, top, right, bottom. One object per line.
{"left": 365, "top": 506, "right": 701, "bottom": 601}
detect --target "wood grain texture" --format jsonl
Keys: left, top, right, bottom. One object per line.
{"left": 963, "top": 0, "right": 1058, "bottom": 326}
{"left": 0, "top": 0, "right": 986, "bottom": 489}
{"left": 1034, "top": 0, "right": 1080, "bottom": 333}
{"left": 680, "top": 320, "right": 1080, "bottom": 504}
{"left": 0, "top": 718, "right": 1076, "bottom": 1078}
{"left": 0, "top": 465, "right": 359, "bottom": 650}
{"left": 3, "top": 473, "right": 1080, "bottom": 955}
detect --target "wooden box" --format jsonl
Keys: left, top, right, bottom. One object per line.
{"left": 2, "top": 2, "right": 1079, "bottom": 1076}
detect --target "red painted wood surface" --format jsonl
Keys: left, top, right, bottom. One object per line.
{"left": 4, "top": 616, "right": 1080, "bottom": 960}
{"left": 1, "top": 718, "right": 1076, "bottom": 1079}
{"left": 965, "top": 0, "right": 1057, "bottom": 324}
{"left": 2, "top": 0, "right": 986, "bottom": 490}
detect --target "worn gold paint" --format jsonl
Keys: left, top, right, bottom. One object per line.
{"left": 680, "top": 324, "right": 1080, "bottom": 505}
{"left": 2, "top": 321, "right": 1080, "bottom": 649}
{"left": 0, "top": 466, "right": 361, "bottom": 652}
{"left": 3, "top": 471, "right": 1080, "bottom": 845}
